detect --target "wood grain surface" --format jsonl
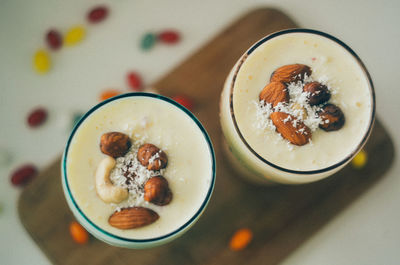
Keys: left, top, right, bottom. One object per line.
{"left": 18, "top": 8, "right": 394, "bottom": 265}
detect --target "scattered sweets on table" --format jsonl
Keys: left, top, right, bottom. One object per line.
{"left": 33, "top": 49, "right": 51, "bottom": 74}
{"left": 64, "top": 26, "right": 86, "bottom": 46}
{"left": 87, "top": 5, "right": 109, "bottom": 23}
{"left": 229, "top": 228, "right": 253, "bottom": 251}
{"left": 158, "top": 30, "right": 181, "bottom": 44}
{"left": 172, "top": 95, "right": 194, "bottom": 111}
{"left": 140, "top": 33, "right": 157, "bottom": 51}
{"left": 10, "top": 164, "right": 38, "bottom": 187}
{"left": 71, "top": 112, "right": 84, "bottom": 129}
{"left": 69, "top": 221, "right": 89, "bottom": 244}
{"left": 351, "top": 149, "right": 367, "bottom": 169}
{"left": 27, "top": 107, "right": 48, "bottom": 128}
{"left": 127, "top": 71, "right": 143, "bottom": 91}
{"left": 46, "top": 29, "right": 62, "bottom": 50}
{"left": 99, "top": 89, "right": 120, "bottom": 101}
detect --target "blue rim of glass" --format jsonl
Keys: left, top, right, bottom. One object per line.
{"left": 229, "top": 28, "right": 376, "bottom": 175}
{"left": 62, "top": 92, "right": 216, "bottom": 243}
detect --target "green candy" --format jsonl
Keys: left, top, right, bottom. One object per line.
{"left": 140, "top": 33, "right": 157, "bottom": 50}
{"left": 71, "top": 113, "right": 84, "bottom": 130}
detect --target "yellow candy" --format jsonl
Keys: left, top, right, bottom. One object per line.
{"left": 33, "top": 49, "right": 51, "bottom": 74}
{"left": 351, "top": 149, "right": 367, "bottom": 169}
{"left": 65, "top": 26, "right": 86, "bottom": 46}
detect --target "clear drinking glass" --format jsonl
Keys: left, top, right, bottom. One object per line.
{"left": 62, "top": 92, "right": 216, "bottom": 248}
{"left": 219, "top": 29, "right": 375, "bottom": 185}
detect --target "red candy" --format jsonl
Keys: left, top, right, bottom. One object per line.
{"left": 11, "top": 164, "right": 38, "bottom": 186}
{"left": 159, "top": 30, "right": 180, "bottom": 44}
{"left": 87, "top": 6, "right": 109, "bottom": 23}
{"left": 46, "top": 29, "right": 62, "bottom": 50}
{"left": 127, "top": 72, "right": 143, "bottom": 91}
{"left": 172, "top": 95, "right": 194, "bottom": 111}
{"left": 27, "top": 107, "right": 47, "bottom": 127}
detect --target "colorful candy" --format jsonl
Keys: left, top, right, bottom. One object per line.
{"left": 65, "top": 26, "right": 86, "bottom": 46}
{"left": 33, "top": 50, "right": 51, "bottom": 74}
{"left": 172, "top": 95, "right": 194, "bottom": 111}
{"left": 99, "top": 89, "right": 120, "bottom": 101}
{"left": 10, "top": 164, "right": 38, "bottom": 186}
{"left": 69, "top": 221, "right": 89, "bottom": 244}
{"left": 46, "top": 29, "right": 62, "bottom": 50}
{"left": 159, "top": 30, "right": 180, "bottom": 44}
{"left": 351, "top": 149, "right": 367, "bottom": 169}
{"left": 229, "top": 228, "right": 253, "bottom": 251}
{"left": 71, "top": 112, "right": 84, "bottom": 129}
{"left": 87, "top": 6, "right": 109, "bottom": 23}
{"left": 140, "top": 33, "right": 157, "bottom": 50}
{"left": 127, "top": 71, "right": 143, "bottom": 91}
{"left": 27, "top": 107, "right": 48, "bottom": 128}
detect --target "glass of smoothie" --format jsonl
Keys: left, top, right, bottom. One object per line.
{"left": 62, "top": 92, "right": 216, "bottom": 248}
{"left": 220, "top": 29, "right": 375, "bottom": 184}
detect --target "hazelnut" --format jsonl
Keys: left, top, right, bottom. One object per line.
{"left": 303, "top": 81, "right": 331, "bottom": 106}
{"left": 100, "top": 132, "right": 131, "bottom": 158}
{"left": 144, "top": 176, "right": 172, "bottom": 206}
{"left": 137, "top": 143, "right": 168, "bottom": 171}
{"left": 318, "top": 104, "right": 345, "bottom": 131}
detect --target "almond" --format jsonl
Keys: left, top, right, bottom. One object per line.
{"left": 318, "top": 104, "right": 345, "bottom": 131}
{"left": 270, "top": 112, "right": 311, "bottom": 146}
{"left": 259, "top": 81, "right": 289, "bottom": 107}
{"left": 270, "top": 64, "right": 312, "bottom": 84}
{"left": 100, "top": 132, "right": 131, "bottom": 158}
{"left": 137, "top": 143, "right": 168, "bottom": 171}
{"left": 144, "top": 176, "right": 173, "bottom": 206}
{"left": 303, "top": 81, "right": 331, "bottom": 106}
{"left": 108, "top": 207, "right": 159, "bottom": 229}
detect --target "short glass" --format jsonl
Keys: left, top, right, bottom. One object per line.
{"left": 219, "top": 29, "right": 375, "bottom": 185}
{"left": 62, "top": 92, "right": 216, "bottom": 248}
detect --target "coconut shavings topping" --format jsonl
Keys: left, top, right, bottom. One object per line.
{"left": 254, "top": 72, "right": 335, "bottom": 146}
{"left": 109, "top": 141, "right": 165, "bottom": 208}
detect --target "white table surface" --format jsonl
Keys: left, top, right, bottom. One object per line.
{"left": 0, "top": 0, "right": 399, "bottom": 264}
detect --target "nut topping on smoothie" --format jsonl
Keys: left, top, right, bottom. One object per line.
{"left": 259, "top": 81, "right": 289, "bottom": 107}
{"left": 270, "top": 64, "right": 312, "bottom": 84}
{"left": 137, "top": 143, "right": 168, "bottom": 171}
{"left": 256, "top": 63, "right": 345, "bottom": 146}
{"left": 100, "top": 132, "right": 131, "bottom": 158}
{"left": 108, "top": 207, "right": 159, "bottom": 229}
{"left": 318, "top": 103, "right": 345, "bottom": 131}
{"left": 96, "top": 132, "right": 173, "bottom": 229}
{"left": 270, "top": 112, "right": 311, "bottom": 146}
{"left": 303, "top": 81, "right": 331, "bottom": 106}
{"left": 144, "top": 176, "right": 173, "bottom": 206}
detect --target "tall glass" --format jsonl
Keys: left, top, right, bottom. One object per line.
{"left": 62, "top": 93, "right": 216, "bottom": 248}
{"left": 220, "top": 29, "right": 375, "bottom": 184}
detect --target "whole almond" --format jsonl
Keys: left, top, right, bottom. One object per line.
{"left": 100, "top": 132, "right": 131, "bottom": 158}
{"left": 108, "top": 207, "right": 159, "bottom": 229}
{"left": 303, "top": 81, "right": 331, "bottom": 106}
{"left": 144, "top": 176, "right": 173, "bottom": 206}
{"left": 270, "top": 112, "right": 311, "bottom": 146}
{"left": 259, "top": 81, "right": 289, "bottom": 107}
{"left": 137, "top": 143, "right": 168, "bottom": 171}
{"left": 318, "top": 104, "right": 345, "bottom": 131}
{"left": 270, "top": 64, "right": 312, "bottom": 84}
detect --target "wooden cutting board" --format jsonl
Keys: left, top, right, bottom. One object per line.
{"left": 18, "top": 8, "right": 394, "bottom": 265}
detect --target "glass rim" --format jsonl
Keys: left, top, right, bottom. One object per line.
{"left": 229, "top": 28, "right": 376, "bottom": 175}
{"left": 62, "top": 92, "right": 216, "bottom": 243}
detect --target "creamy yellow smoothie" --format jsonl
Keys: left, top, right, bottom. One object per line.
{"left": 65, "top": 94, "right": 214, "bottom": 241}
{"left": 220, "top": 30, "right": 375, "bottom": 184}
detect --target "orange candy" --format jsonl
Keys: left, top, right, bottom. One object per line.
{"left": 229, "top": 228, "right": 253, "bottom": 251}
{"left": 99, "top": 89, "right": 120, "bottom": 101}
{"left": 69, "top": 221, "right": 89, "bottom": 244}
